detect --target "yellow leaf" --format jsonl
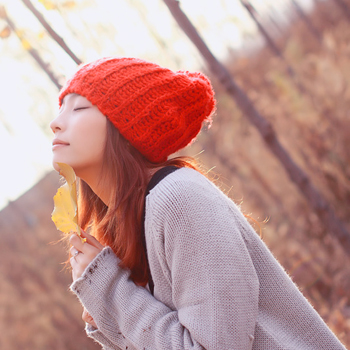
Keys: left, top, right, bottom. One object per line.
{"left": 51, "top": 163, "right": 81, "bottom": 237}
{"left": 52, "top": 183, "right": 79, "bottom": 233}
{"left": 37, "top": 31, "right": 45, "bottom": 40}
{"left": 39, "top": 0, "right": 56, "bottom": 10}
{"left": 62, "top": 1, "right": 76, "bottom": 9}
{"left": 21, "top": 39, "right": 31, "bottom": 50}
{"left": 15, "top": 29, "right": 24, "bottom": 39}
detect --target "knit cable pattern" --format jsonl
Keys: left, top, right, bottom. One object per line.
{"left": 59, "top": 57, "right": 216, "bottom": 163}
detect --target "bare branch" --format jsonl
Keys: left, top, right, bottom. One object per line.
{"left": 240, "top": 0, "right": 296, "bottom": 79}
{"left": 162, "top": 0, "right": 350, "bottom": 253}
{"left": 21, "top": 0, "right": 82, "bottom": 65}
{"left": 1, "top": 5, "right": 62, "bottom": 90}
{"left": 290, "top": 0, "right": 323, "bottom": 44}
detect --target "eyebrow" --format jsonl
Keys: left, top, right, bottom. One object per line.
{"left": 61, "top": 93, "right": 80, "bottom": 106}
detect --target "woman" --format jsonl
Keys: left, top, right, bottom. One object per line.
{"left": 50, "top": 57, "right": 345, "bottom": 349}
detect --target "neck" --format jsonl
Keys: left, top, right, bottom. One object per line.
{"left": 90, "top": 182, "right": 110, "bottom": 206}
{"left": 79, "top": 166, "right": 162, "bottom": 206}
{"left": 77, "top": 169, "right": 110, "bottom": 206}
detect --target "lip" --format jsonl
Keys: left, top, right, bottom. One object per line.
{"left": 52, "top": 138, "right": 69, "bottom": 150}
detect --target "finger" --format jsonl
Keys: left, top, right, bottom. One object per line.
{"left": 82, "top": 308, "right": 89, "bottom": 321}
{"left": 70, "top": 233, "right": 86, "bottom": 251}
{"left": 82, "top": 309, "right": 92, "bottom": 322}
{"left": 70, "top": 255, "right": 76, "bottom": 267}
{"left": 69, "top": 245, "right": 81, "bottom": 258}
{"left": 69, "top": 256, "right": 84, "bottom": 280}
{"left": 69, "top": 255, "right": 78, "bottom": 273}
{"left": 71, "top": 237, "right": 101, "bottom": 259}
{"left": 80, "top": 229, "right": 104, "bottom": 250}
{"left": 82, "top": 308, "right": 88, "bottom": 317}
{"left": 82, "top": 309, "right": 97, "bottom": 328}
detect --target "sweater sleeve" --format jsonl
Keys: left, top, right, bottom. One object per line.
{"left": 70, "top": 173, "right": 260, "bottom": 349}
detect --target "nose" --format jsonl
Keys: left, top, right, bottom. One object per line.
{"left": 50, "top": 114, "right": 62, "bottom": 134}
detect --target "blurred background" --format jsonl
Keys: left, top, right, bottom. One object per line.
{"left": 0, "top": 0, "right": 349, "bottom": 348}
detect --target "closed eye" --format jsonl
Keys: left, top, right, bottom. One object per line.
{"left": 74, "top": 107, "right": 89, "bottom": 111}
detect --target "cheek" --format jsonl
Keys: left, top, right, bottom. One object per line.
{"left": 77, "top": 118, "right": 107, "bottom": 157}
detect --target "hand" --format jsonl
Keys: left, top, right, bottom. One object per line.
{"left": 82, "top": 308, "right": 97, "bottom": 329}
{"left": 69, "top": 230, "right": 104, "bottom": 281}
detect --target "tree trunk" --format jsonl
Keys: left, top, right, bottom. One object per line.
{"left": 240, "top": 0, "right": 299, "bottom": 82}
{"left": 162, "top": 0, "right": 350, "bottom": 254}
{"left": 334, "top": 0, "right": 350, "bottom": 20}
{"left": 290, "top": 0, "right": 323, "bottom": 44}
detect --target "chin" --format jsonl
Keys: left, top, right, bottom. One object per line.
{"left": 52, "top": 160, "right": 74, "bottom": 173}
{"left": 52, "top": 161, "right": 61, "bottom": 173}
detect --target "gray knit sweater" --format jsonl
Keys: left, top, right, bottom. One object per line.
{"left": 71, "top": 168, "right": 346, "bottom": 350}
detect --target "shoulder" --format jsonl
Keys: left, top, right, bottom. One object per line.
{"left": 147, "top": 167, "right": 223, "bottom": 207}
{"left": 145, "top": 167, "right": 244, "bottom": 225}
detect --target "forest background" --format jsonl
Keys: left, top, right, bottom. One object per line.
{"left": 0, "top": 0, "right": 349, "bottom": 349}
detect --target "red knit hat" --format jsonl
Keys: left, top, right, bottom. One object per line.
{"left": 59, "top": 57, "right": 216, "bottom": 163}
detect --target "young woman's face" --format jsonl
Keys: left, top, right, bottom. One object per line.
{"left": 50, "top": 94, "right": 107, "bottom": 180}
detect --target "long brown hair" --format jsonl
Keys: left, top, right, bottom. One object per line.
{"left": 78, "top": 119, "right": 198, "bottom": 286}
